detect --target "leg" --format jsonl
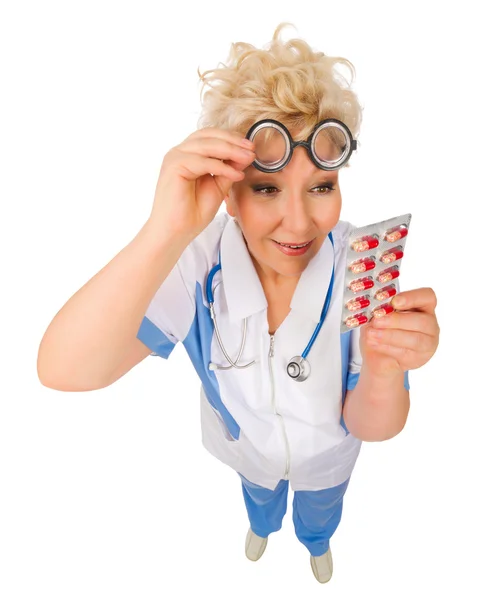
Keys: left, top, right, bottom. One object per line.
{"left": 292, "top": 477, "right": 351, "bottom": 556}
{"left": 238, "top": 473, "right": 289, "bottom": 538}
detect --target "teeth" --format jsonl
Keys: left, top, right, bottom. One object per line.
{"left": 277, "top": 241, "right": 310, "bottom": 249}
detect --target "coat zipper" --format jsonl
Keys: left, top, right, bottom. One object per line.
{"left": 268, "top": 334, "right": 291, "bottom": 479}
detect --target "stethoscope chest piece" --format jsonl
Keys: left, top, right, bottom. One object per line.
{"left": 287, "top": 356, "right": 311, "bottom": 382}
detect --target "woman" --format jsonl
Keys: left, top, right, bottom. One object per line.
{"left": 37, "top": 23, "right": 439, "bottom": 583}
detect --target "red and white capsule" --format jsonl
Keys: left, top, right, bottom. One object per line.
{"left": 372, "top": 303, "right": 395, "bottom": 319}
{"left": 349, "top": 277, "right": 375, "bottom": 293}
{"left": 345, "top": 313, "right": 368, "bottom": 328}
{"left": 351, "top": 235, "right": 379, "bottom": 252}
{"left": 374, "top": 285, "right": 397, "bottom": 302}
{"left": 380, "top": 246, "right": 404, "bottom": 264}
{"left": 377, "top": 267, "right": 400, "bottom": 283}
{"left": 384, "top": 225, "right": 408, "bottom": 243}
{"left": 349, "top": 256, "right": 376, "bottom": 274}
{"left": 346, "top": 295, "right": 371, "bottom": 312}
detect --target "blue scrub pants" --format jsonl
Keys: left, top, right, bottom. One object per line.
{"left": 238, "top": 473, "right": 350, "bottom": 557}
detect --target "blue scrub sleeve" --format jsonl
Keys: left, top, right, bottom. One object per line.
{"left": 137, "top": 316, "right": 177, "bottom": 359}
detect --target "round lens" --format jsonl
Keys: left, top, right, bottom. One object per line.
{"left": 250, "top": 124, "right": 289, "bottom": 170}
{"left": 312, "top": 124, "right": 350, "bottom": 167}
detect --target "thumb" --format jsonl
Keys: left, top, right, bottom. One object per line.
{"left": 213, "top": 158, "right": 247, "bottom": 199}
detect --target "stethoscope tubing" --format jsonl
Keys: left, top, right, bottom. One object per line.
{"left": 301, "top": 255, "right": 335, "bottom": 359}
{"left": 209, "top": 281, "right": 255, "bottom": 370}
{"left": 207, "top": 231, "right": 335, "bottom": 376}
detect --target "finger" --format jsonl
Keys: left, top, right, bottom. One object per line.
{"left": 390, "top": 287, "right": 437, "bottom": 314}
{"left": 213, "top": 156, "right": 259, "bottom": 200}
{"left": 187, "top": 127, "right": 255, "bottom": 150}
{"left": 174, "top": 151, "right": 246, "bottom": 182}
{"left": 181, "top": 137, "right": 256, "bottom": 164}
{"left": 367, "top": 327, "right": 435, "bottom": 353}
{"left": 223, "top": 157, "right": 254, "bottom": 173}
{"left": 212, "top": 170, "right": 245, "bottom": 201}
{"left": 371, "top": 310, "right": 440, "bottom": 337}
{"left": 179, "top": 140, "right": 255, "bottom": 198}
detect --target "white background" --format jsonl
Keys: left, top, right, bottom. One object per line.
{"left": 1, "top": 1, "right": 481, "bottom": 598}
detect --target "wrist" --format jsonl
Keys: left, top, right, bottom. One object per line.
{"left": 359, "top": 363, "right": 405, "bottom": 389}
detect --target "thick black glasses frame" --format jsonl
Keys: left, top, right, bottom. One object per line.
{"left": 245, "top": 118, "right": 358, "bottom": 173}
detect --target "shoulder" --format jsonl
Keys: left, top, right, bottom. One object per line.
{"left": 331, "top": 219, "right": 355, "bottom": 246}
{"left": 331, "top": 219, "right": 356, "bottom": 258}
{"left": 177, "top": 211, "right": 230, "bottom": 282}
{"left": 190, "top": 212, "right": 230, "bottom": 259}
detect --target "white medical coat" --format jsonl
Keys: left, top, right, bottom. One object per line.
{"left": 136, "top": 213, "right": 409, "bottom": 491}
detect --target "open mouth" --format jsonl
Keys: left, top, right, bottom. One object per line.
{"left": 273, "top": 240, "right": 313, "bottom": 249}
{"left": 272, "top": 238, "right": 315, "bottom": 255}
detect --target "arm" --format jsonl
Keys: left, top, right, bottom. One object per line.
{"left": 342, "top": 288, "right": 439, "bottom": 442}
{"left": 37, "top": 221, "right": 192, "bottom": 392}
{"left": 37, "top": 127, "right": 255, "bottom": 392}
{"left": 343, "top": 369, "right": 410, "bottom": 441}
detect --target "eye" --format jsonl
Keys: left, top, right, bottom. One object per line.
{"left": 313, "top": 185, "right": 336, "bottom": 194}
{"left": 251, "top": 184, "right": 336, "bottom": 196}
{"left": 251, "top": 185, "right": 278, "bottom": 195}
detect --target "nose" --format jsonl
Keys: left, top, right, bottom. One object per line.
{"left": 282, "top": 192, "right": 313, "bottom": 237}
{"left": 280, "top": 147, "right": 314, "bottom": 235}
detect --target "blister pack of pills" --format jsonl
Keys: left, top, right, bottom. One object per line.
{"left": 340, "top": 213, "right": 412, "bottom": 333}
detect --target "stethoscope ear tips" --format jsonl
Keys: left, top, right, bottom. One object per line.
{"left": 287, "top": 356, "right": 310, "bottom": 382}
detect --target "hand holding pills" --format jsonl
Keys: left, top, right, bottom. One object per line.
{"left": 359, "top": 287, "right": 440, "bottom": 377}
{"left": 341, "top": 213, "right": 439, "bottom": 377}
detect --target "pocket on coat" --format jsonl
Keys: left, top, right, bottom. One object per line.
{"left": 209, "top": 404, "right": 237, "bottom": 442}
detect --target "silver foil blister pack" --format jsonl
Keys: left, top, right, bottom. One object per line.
{"left": 340, "top": 213, "right": 412, "bottom": 333}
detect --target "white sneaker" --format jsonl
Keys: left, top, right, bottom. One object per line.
{"left": 310, "top": 547, "right": 333, "bottom": 583}
{"left": 245, "top": 528, "right": 268, "bottom": 561}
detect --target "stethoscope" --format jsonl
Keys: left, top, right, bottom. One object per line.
{"left": 206, "top": 232, "right": 335, "bottom": 382}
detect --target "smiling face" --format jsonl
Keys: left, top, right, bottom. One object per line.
{"left": 225, "top": 143, "right": 343, "bottom": 288}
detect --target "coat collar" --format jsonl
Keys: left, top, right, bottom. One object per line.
{"left": 219, "top": 217, "right": 335, "bottom": 324}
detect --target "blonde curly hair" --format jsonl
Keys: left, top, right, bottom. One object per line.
{"left": 197, "top": 22, "right": 364, "bottom": 167}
